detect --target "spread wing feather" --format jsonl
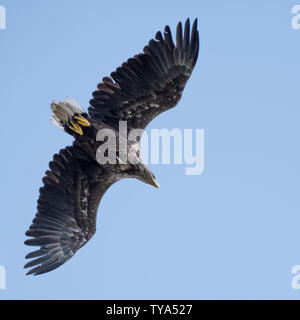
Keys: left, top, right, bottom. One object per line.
{"left": 24, "top": 146, "right": 115, "bottom": 275}
{"left": 88, "top": 18, "right": 199, "bottom": 132}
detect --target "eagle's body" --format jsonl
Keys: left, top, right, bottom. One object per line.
{"left": 24, "top": 18, "right": 199, "bottom": 275}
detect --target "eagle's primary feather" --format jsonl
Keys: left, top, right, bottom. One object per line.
{"left": 89, "top": 18, "right": 199, "bottom": 132}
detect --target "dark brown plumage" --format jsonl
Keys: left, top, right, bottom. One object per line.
{"left": 89, "top": 19, "right": 199, "bottom": 132}
{"left": 24, "top": 18, "right": 199, "bottom": 275}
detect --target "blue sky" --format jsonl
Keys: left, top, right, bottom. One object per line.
{"left": 0, "top": 0, "right": 300, "bottom": 299}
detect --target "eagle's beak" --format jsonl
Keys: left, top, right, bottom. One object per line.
{"left": 151, "top": 177, "right": 160, "bottom": 189}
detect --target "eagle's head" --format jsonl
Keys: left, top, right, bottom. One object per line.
{"left": 136, "top": 164, "right": 160, "bottom": 189}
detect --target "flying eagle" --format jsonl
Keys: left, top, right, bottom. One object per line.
{"left": 24, "top": 18, "right": 199, "bottom": 275}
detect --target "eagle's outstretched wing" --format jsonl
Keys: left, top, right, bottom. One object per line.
{"left": 88, "top": 18, "right": 199, "bottom": 132}
{"left": 24, "top": 146, "right": 116, "bottom": 275}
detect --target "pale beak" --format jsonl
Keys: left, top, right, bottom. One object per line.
{"left": 151, "top": 177, "right": 160, "bottom": 189}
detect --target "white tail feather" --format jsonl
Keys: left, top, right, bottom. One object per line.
{"left": 64, "top": 97, "right": 84, "bottom": 114}
{"left": 51, "top": 115, "right": 64, "bottom": 131}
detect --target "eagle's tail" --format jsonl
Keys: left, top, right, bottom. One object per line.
{"left": 50, "top": 97, "right": 91, "bottom": 135}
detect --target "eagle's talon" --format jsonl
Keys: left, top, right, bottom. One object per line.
{"left": 69, "top": 121, "right": 83, "bottom": 135}
{"left": 74, "top": 115, "right": 91, "bottom": 127}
